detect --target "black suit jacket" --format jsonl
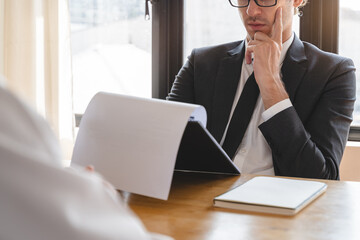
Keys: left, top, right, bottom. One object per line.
{"left": 167, "top": 35, "right": 356, "bottom": 180}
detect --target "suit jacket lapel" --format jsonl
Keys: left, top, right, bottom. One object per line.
{"left": 281, "top": 35, "right": 307, "bottom": 102}
{"left": 211, "top": 41, "right": 245, "bottom": 142}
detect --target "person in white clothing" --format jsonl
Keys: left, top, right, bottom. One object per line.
{"left": 0, "top": 79, "right": 170, "bottom": 240}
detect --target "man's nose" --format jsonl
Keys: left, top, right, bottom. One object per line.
{"left": 247, "top": 0, "right": 262, "bottom": 17}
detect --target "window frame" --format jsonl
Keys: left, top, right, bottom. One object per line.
{"left": 151, "top": 0, "right": 184, "bottom": 99}
{"left": 300, "top": 0, "right": 339, "bottom": 54}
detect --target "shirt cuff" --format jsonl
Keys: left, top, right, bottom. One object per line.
{"left": 262, "top": 99, "right": 292, "bottom": 122}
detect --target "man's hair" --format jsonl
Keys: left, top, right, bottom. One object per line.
{"left": 295, "top": 0, "right": 309, "bottom": 16}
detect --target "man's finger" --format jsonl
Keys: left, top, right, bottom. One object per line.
{"left": 85, "top": 165, "right": 95, "bottom": 172}
{"left": 272, "top": 7, "right": 283, "bottom": 44}
{"left": 245, "top": 46, "right": 254, "bottom": 64}
{"left": 247, "top": 39, "right": 261, "bottom": 46}
{"left": 253, "top": 32, "right": 269, "bottom": 41}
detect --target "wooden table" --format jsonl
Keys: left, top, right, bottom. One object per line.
{"left": 122, "top": 172, "right": 360, "bottom": 240}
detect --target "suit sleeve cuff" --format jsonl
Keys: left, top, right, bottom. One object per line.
{"left": 262, "top": 98, "right": 292, "bottom": 122}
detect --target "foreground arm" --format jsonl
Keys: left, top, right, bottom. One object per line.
{"left": 0, "top": 86, "right": 154, "bottom": 240}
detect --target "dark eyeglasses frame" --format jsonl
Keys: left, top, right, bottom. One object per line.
{"left": 228, "top": 0, "right": 278, "bottom": 8}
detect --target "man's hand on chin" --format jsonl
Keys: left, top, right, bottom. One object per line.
{"left": 245, "top": 8, "right": 289, "bottom": 109}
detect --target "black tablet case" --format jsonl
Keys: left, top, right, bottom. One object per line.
{"left": 175, "top": 121, "right": 240, "bottom": 175}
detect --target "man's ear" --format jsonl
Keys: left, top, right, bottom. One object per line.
{"left": 293, "top": 0, "right": 304, "bottom": 8}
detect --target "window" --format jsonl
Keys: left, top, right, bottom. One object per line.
{"left": 69, "top": 0, "right": 151, "bottom": 114}
{"left": 184, "top": 0, "right": 244, "bottom": 59}
{"left": 339, "top": 0, "right": 360, "bottom": 126}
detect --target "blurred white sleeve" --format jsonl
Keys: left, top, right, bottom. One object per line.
{"left": 0, "top": 86, "right": 155, "bottom": 240}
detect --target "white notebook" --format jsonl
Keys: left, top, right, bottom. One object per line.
{"left": 214, "top": 176, "right": 327, "bottom": 216}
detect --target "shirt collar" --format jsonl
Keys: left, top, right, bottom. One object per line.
{"left": 280, "top": 32, "right": 294, "bottom": 63}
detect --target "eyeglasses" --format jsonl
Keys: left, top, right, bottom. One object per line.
{"left": 228, "top": 0, "right": 278, "bottom": 8}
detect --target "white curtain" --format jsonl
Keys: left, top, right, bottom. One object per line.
{"left": 0, "top": 0, "right": 74, "bottom": 161}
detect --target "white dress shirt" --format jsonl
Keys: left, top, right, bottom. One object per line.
{"left": 220, "top": 33, "right": 294, "bottom": 175}
{"left": 0, "top": 82, "right": 170, "bottom": 240}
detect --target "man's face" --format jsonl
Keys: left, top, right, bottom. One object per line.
{"left": 238, "top": 0, "right": 299, "bottom": 42}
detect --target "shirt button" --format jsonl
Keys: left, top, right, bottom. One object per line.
{"left": 240, "top": 149, "right": 246, "bottom": 154}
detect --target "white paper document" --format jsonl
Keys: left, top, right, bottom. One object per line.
{"left": 71, "top": 92, "right": 206, "bottom": 200}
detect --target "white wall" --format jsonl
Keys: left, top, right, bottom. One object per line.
{"left": 340, "top": 142, "right": 360, "bottom": 181}
{"left": 0, "top": 0, "right": 4, "bottom": 74}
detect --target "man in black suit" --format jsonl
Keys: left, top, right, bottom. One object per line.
{"left": 167, "top": 0, "right": 356, "bottom": 179}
